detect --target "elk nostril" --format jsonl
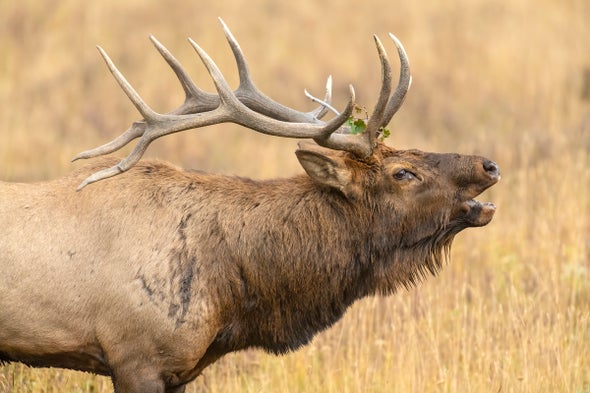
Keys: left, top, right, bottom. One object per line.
{"left": 483, "top": 160, "right": 499, "bottom": 176}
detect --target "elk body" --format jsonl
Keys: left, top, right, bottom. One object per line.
{"left": 0, "top": 20, "right": 500, "bottom": 393}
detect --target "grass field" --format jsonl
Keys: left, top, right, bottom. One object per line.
{"left": 1, "top": 0, "right": 589, "bottom": 392}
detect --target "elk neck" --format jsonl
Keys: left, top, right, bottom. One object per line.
{"left": 157, "top": 165, "right": 452, "bottom": 355}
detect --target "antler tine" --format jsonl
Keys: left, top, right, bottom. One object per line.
{"left": 95, "top": 46, "right": 163, "bottom": 124}
{"left": 219, "top": 17, "right": 324, "bottom": 123}
{"left": 72, "top": 122, "right": 145, "bottom": 161}
{"left": 217, "top": 18, "right": 251, "bottom": 93}
{"left": 149, "top": 35, "right": 219, "bottom": 114}
{"left": 380, "top": 33, "right": 412, "bottom": 129}
{"left": 306, "top": 75, "right": 335, "bottom": 120}
{"left": 364, "top": 35, "right": 393, "bottom": 147}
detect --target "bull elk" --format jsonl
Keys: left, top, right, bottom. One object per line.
{"left": 0, "top": 19, "right": 500, "bottom": 393}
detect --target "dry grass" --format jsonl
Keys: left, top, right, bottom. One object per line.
{"left": 1, "top": 0, "right": 589, "bottom": 392}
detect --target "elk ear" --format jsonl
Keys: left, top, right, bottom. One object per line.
{"left": 295, "top": 142, "right": 359, "bottom": 199}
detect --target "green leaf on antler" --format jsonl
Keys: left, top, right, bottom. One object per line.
{"left": 346, "top": 104, "right": 368, "bottom": 135}
{"left": 347, "top": 117, "right": 367, "bottom": 135}
{"left": 379, "top": 127, "right": 391, "bottom": 141}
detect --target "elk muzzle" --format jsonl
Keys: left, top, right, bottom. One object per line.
{"left": 456, "top": 157, "right": 500, "bottom": 228}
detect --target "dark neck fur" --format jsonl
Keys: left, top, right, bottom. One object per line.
{"left": 196, "top": 174, "right": 452, "bottom": 355}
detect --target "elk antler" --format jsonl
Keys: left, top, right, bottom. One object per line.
{"left": 74, "top": 19, "right": 411, "bottom": 190}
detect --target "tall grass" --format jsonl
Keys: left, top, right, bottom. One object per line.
{"left": 1, "top": 0, "right": 589, "bottom": 392}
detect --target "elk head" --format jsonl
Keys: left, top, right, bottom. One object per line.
{"left": 74, "top": 18, "right": 499, "bottom": 271}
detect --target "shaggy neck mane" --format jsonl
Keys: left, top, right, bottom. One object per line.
{"left": 193, "top": 172, "right": 456, "bottom": 356}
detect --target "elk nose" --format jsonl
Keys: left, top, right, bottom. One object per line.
{"left": 483, "top": 160, "right": 500, "bottom": 177}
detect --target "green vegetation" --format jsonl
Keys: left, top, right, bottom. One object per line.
{"left": 1, "top": 0, "right": 588, "bottom": 391}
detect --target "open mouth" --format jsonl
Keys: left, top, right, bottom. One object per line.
{"left": 461, "top": 161, "right": 500, "bottom": 227}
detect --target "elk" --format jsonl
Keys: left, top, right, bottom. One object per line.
{"left": 0, "top": 19, "right": 500, "bottom": 393}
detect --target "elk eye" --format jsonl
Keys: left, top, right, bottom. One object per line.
{"left": 393, "top": 169, "right": 415, "bottom": 181}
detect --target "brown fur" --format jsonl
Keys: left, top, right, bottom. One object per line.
{"left": 0, "top": 142, "right": 499, "bottom": 392}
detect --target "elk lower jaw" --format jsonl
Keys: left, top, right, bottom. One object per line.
{"left": 460, "top": 199, "right": 496, "bottom": 227}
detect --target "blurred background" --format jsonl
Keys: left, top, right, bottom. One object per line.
{"left": 1, "top": 0, "right": 588, "bottom": 392}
